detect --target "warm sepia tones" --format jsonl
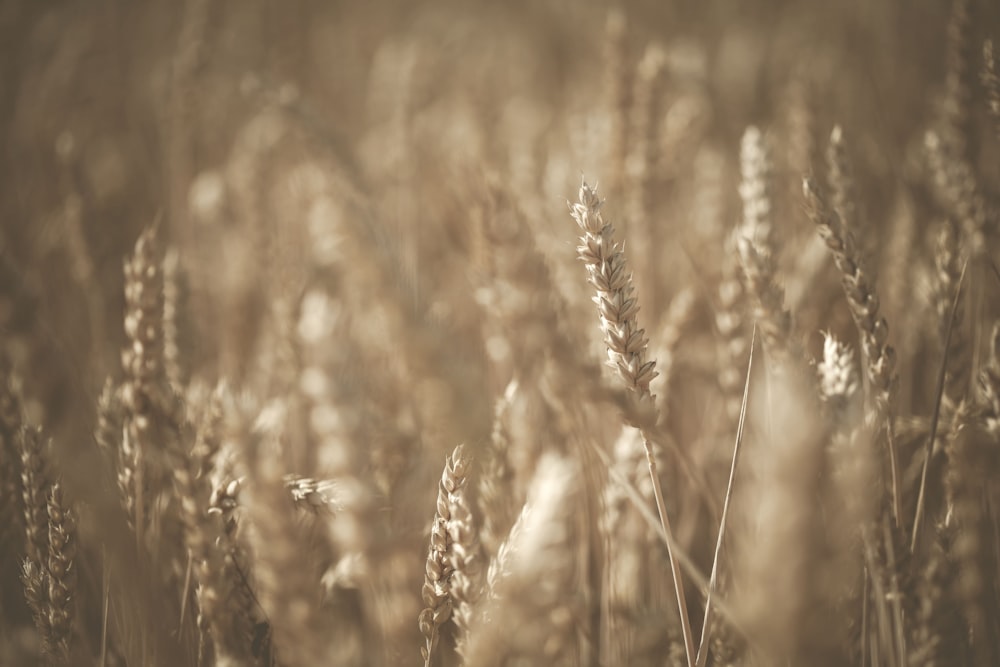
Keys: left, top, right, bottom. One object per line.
{"left": 1, "top": 0, "right": 1000, "bottom": 665}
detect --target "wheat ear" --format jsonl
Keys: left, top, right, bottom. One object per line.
{"left": 570, "top": 179, "right": 694, "bottom": 667}
{"left": 19, "top": 426, "right": 52, "bottom": 648}
{"left": 419, "top": 444, "right": 470, "bottom": 666}
{"left": 445, "top": 449, "right": 483, "bottom": 661}
{"left": 803, "top": 174, "right": 902, "bottom": 524}
{"left": 0, "top": 354, "right": 25, "bottom": 543}
{"left": 736, "top": 127, "right": 796, "bottom": 366}
{"left": 120, "top": 226, "right": 165, "bottom": 548}
{"left": 46, "top": 482, "right": 77, "bottom": 663}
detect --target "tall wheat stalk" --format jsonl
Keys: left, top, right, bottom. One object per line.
{"left": 570, "top": 180, "right": 695, "bottom": 667}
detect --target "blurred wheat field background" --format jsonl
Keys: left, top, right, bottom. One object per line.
{"left": 2, "top": 0, "right": 1000, "bottom": 665}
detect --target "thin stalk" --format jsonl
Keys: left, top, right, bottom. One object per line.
{"left": 591, "top": 436, "right": 760, "bottom": 657}
{"left": 101, "top": 551, "right": 109, "bottom": 667}
{"left": 640, "top": 430, "right": 695, "bottom": 667}
{"left": 180, "top": 551, "right": 193, "bottom": 627}
{"left": 911, "top": 257, "right": 968, "bottom": 550}
{"left": 861, "top": 567, "right": 869, "bottom": 667}
{"left": 862, "top": 530, "right": 895, "bottom": 667}
{"left": 882, "top": 517, "right": 907, "bottom": 665}
{"left": 695, "top": 326, "right": 756, "bottom": 667}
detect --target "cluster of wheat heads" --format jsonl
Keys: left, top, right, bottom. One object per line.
{"left": 3, "top": 0, "right": 1000, "bottom": 665}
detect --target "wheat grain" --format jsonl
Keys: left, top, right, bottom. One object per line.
{"left": 444, "top": 450, "right": 483, "bottom": 661}
{"left": 45, "top": 482, "right": 76, "bottom": 663}
{"left": 20, "top": 426, "right": 51, "bottom": 570}
{"left": 419, "top": 445, "right": 469, "bottom": 666}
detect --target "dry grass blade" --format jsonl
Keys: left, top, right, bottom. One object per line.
{"left": 912, "top": 257, "right": 969, "bottom": 551}
{"left": 695, "top": 325, "right": 755, "bottom": 667}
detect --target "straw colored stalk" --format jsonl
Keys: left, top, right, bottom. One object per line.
{"left": 603, "top": 426, "right": 684, "bottom": 666}
{"left": 908, "top": 531, "right": 966, "bottom": 666}
{"left": 570, "top": 180, "right": 694, "bottom": 666}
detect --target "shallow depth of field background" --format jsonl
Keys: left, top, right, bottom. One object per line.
{"left": 2, "top": 0, "right": 1000, "bottom": 666}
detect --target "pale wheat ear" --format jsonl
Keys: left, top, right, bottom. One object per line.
{"left": 736, "top": 127, "right": 796, "bottom": 368}
{"left": 716, "top": 233, "right": 751, "bottom": 426}
{"left": 45, "top": 482, "right": 77, "bottom": 663}
{"left": 570, "top": 179, "right": 694, "bottom": 667}
{"left": 803, "top": 175, "right": 902, "bottom": 526}
{"left": 418, "top": 444, "right": 471, "bottom": 667}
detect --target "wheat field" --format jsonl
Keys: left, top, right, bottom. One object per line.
{"left": 1, "top": 0, "right": 1000, "bottom": 665}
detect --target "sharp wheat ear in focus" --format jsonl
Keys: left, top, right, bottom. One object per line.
{"left": 570, "top": 179, "right": 695, "bottom": 667}
{"left": 3, "top": 3, "right": 1000, "bottom": 665}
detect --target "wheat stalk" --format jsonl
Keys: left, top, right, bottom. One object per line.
{"left": 570, "top": 179, "right": 695, "bottom": 667}
{"left": 803, "top": 174, "right": 902, "bottom": 524}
